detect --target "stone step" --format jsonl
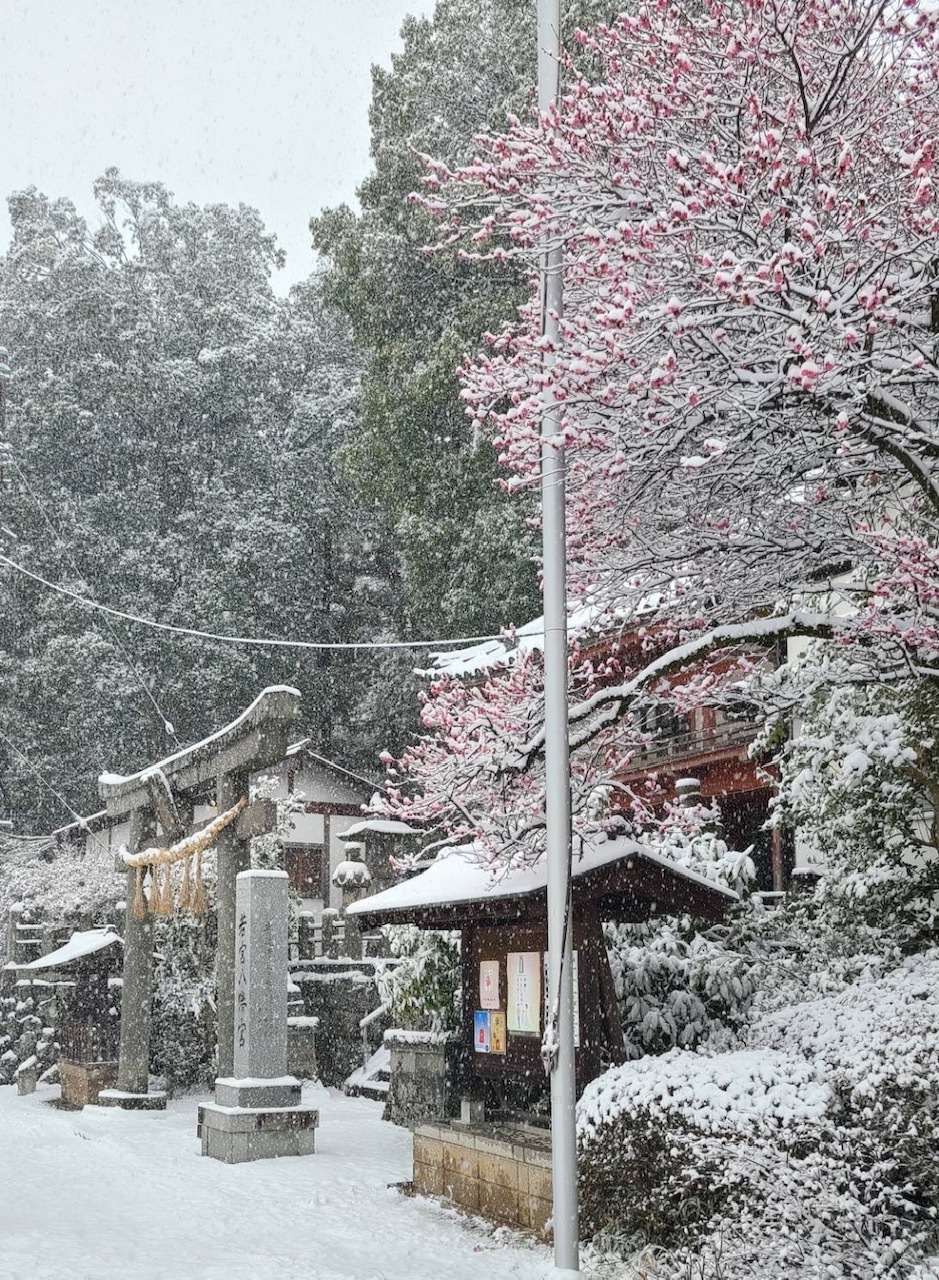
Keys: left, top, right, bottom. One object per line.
{"left": 344, "top": 1077, "right": 389, "bottom": 1102}
{"left": 342, "top": 1044, "right": 390, "bottom": 1100}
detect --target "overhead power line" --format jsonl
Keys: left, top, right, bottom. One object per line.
{"left": 0, "top": 550, "right": 535, "bottom": 653}
{"left": 10, "top": 458, "right": 180, "bottom": 743}
{"left": 0, "top": 723, "right": 87, "bottom": 828}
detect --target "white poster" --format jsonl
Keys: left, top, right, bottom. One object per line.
{"left": 479, "top": 959, "right": 500, "bottom": 1010}
{"left": 507, "top": 950, "right": 541, "bottom": 1035}
{"left": 544, "top": 950, "right": 580, "bottom": 1048}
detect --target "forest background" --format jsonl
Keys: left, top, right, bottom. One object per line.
{"left": 0, "top": 0, "right": 615, "bottom": 831}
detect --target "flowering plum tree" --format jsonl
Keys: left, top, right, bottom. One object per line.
{"left": 383, "top": 0, "right": 939, "bottom": 863}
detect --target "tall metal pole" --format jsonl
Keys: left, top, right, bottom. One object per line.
{"left": 538, "top": 1, "right": 579, "bottom": 1273}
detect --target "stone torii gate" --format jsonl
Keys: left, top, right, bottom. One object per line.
{"left": 96, "top": 687, "right": 300, "bottom": 1107}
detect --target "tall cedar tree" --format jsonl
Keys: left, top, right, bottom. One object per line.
{"left": 311, "top": 0, "right": 620, "bottom": 639}
{"left": 0, "top": 173, "right": 402, "bottom": 828}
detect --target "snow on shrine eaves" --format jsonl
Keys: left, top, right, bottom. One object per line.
{"left": 16, "top": 928, "right": 121, "bottom": 970}
{"left": 346, "top": 835, "right": 738, "bottom": 918}
{"left": 422, "top": 586, "right": 674, "bottom": 679}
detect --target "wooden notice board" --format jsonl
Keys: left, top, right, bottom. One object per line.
{"left": 462, "top": 909, "right": 624, "bottom": 1095}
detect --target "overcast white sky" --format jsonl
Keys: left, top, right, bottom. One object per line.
{"left": 2, "top": 0, "right": 435, "bottom": 291}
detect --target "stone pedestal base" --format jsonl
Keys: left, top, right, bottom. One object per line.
{"left": 214, "top": 1075, "right": 301, "bottom": 1109}
{"left": 96, "top": 1088, "right": 168, "bottom": 1111}
{"left": 59, "top": 1060, "right": 118, "bottom": 1109}
{"left": 199, "top": 1102, "right": 319, "bottom": 1163}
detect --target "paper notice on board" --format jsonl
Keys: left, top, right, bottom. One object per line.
{"left": 479, "top": 959, "right": 500, "bottom": 1010}
{"left": 507, "top": 950, "right": 541, "bottom": 1035}
{"left": 474, "top": 1010, "right": 491, "bottom": 1053}
{"left": 490, "top": 1010, "right": 506, "bottom": 1054}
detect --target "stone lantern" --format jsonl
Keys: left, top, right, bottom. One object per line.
{"left": 331, "top": 843, "right": 372, "bottom": 959}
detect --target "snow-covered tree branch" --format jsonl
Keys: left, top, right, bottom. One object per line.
{"left": 381, "top": 0, "right": 939, "bottom": 866}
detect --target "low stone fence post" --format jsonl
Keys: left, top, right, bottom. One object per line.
{"left": 383, "top": 1030, "right": 459, "bottom": 1127}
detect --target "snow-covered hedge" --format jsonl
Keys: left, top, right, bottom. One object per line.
{"left": 751, "top": 951, "right": 939, "bottom": 1108}
{"left": 579, "top": 1047, "right": 829, "bottom": 1143}
{"left": 577, "top": 954, "right": 939, "bottom": 1277}
{"left": 577, "top": 1047, "right": 830, "bottom": 1251}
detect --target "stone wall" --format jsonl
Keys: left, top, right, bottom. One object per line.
{"left": 383, "top": 1031, "right": 459, "bottom": 1127}
{"left": 412, "top": 1121, "right": 553, "bottom": 1237}
{"left": 291, "top": 959, "right": 388, "bottom": 1086}
{"left": 287, "top": 1016, "right": 318, "bottom": 1080}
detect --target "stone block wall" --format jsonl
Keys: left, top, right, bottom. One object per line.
{"left": 287, "top": 1016, "right": 318, "bottom": 1080}
{"left": 412, "top": 1121, "right": 553, "bottom": 1237}
{"left": 291, "top": 959, "right": 388, "bottom": 1086}
{"left": 384, "top": 1031, "right": 457, "bottom": 1127}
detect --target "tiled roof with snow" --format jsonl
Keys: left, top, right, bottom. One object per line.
{"left": 421, "top": 586, "right": 675, "bottom": 680}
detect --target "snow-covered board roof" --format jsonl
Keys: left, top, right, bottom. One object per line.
{"left": 17, "top": 928, "right": 122, "bottom": 971}
{"left": 348, "top": 836, "right": 737, "bottom": 930}
{"left": 338, "top": 819, "right": 423, "bottom": 839}
{"left": 284, "top": 740, "right": 380, "bottom": 794}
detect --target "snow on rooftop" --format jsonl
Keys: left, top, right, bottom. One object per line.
{"left": 422, "top": 583, "right": 681, "bottom": 679}
{"left": 338, "top": 819, "right": 423, "bottom": 839}
{"left": 17, "top": 928, "right": 121, "bottom": 970}
{"left": 347, "top": 835, "right": 737, "bottom": 918}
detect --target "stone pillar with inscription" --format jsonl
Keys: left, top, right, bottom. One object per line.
{"left": 200, "top": 870, "right": 319, "bottom": 1162}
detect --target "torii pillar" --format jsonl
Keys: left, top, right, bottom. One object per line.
{"left": 216, "top": 767, "right": 250, "bottom": 1079}
{"left": 111, "top": 806, "right": 161, "bottom": 1104}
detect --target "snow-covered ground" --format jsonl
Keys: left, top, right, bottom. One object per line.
{"left": 0, "top": 1083, "right": 554, "bottom": 1280}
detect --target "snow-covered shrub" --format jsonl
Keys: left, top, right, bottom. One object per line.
{"left": 765, "top": 675, "right": 939, "bottom": 951}
{"left": 637, "top": 799, "right": 755, "bottom": 898}
{"left": 577, "top": 1048, "right": 830, "bottom": 1250}
{"left": 658, "top": 1133, "right": 931, "bottom": 1280}
{"left": 377, "top": 925, "right": 460, "bottom": 1032}
{"left": 250, "top": 773, "right": 307, "bottom": 871}
{"left": 604, "top": 919, "right": 757, "bottom": 1058}
{"left": 601, "top": 799, "right": 757, "bottom": 1058}
{"left": 150, "top": 914, "right": 217, "bottom": 1089}
{"left": 578, "top": 955, "right": 939, "bottom": 1277}
{"left": 0, "top": 831, "right": 119, "bottom": 922}
{"left": 749, "top": 951, "right": 939, "bottom": 1227}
